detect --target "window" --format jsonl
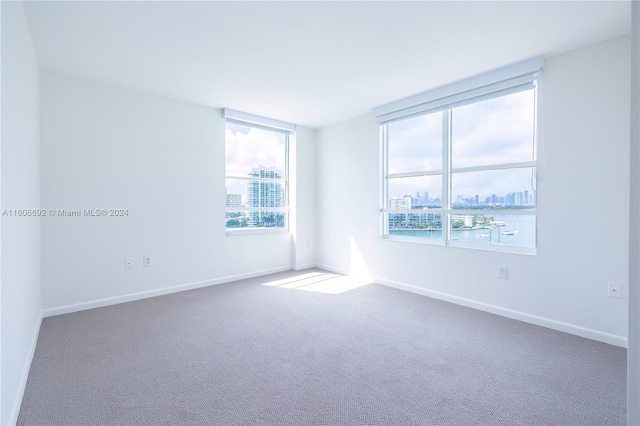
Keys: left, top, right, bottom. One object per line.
{"left": 376, "top": 58, "right": 542, "bottom": 254}
{"left": 223, "top": 109, "right": 295, "bottom": 234}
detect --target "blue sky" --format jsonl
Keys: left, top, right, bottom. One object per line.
{"left": 387, "top": 89, "right": 536, "bottom": 203}
{"left": 225, "top": 89, "right": 536, "bottom": 206}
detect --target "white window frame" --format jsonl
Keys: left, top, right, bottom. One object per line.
{"left": 375, "top": 58, "right": 542, "bottom": 254}
{"left": 223, "top": 109, "right": 295, "bottom": 236}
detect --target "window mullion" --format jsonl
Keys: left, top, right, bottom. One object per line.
{"left": 381, "top": 125, "right": 390, "bottom": 236}
{"left": 285, "top": 133, "right": 289, "bottom": 226}
{"left": 442, "top": 110, "right": 452, "bottom": 244}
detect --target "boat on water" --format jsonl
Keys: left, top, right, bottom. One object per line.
{"left": 501, "top": 230, "right": 520, "bottom": 236}
{"left": 475, "top": 234, "right": 490, "bottom": 238}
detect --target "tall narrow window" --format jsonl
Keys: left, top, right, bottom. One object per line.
{"left": 223, "top": 109, "right": 294, "bottom": 234}
{"left": 376, "top": 58, "right": 541, "bottom": 254}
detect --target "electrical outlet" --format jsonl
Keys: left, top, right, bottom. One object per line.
{"left": 124, "top": 258, "right": 133, "bottom": 269}
{"left": 497, "top": 265, "right": 508, "bottom": 279}
{"left": 143, "top": 255, "right": 152, "bottom": 267}
{"left": 607, "top": 282, "right": 622, "bottom": 298}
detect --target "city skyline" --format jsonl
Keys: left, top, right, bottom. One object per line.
{"left": 389, "top": 188, "right": 536, "bottom": 209}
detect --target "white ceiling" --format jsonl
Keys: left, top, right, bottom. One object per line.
{"left": 23, "top": 1, "right": 630, "bottom": 129}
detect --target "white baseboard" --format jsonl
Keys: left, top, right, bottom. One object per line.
{"left": 9, "top": 312, "right": 43, "bottom": 426}
{"left": 42, "top": 265, "right": 293, "bottom": 318}
{"left": 374, "top": 276, "right": 628, "bottom": 348}
{"left": 314, "top": 262, "right": 627, "bottom": 348}
{"left": 314, "top": 263, "right": 350, "bottom": 276}
{"left": 293, "top": 263, "right": 318, "bottom": 271}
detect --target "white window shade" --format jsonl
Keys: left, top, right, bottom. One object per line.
{"left": 222, "top": 108, "right": 296, "bottom": 133}
{"left": 373, "top": 57, "right": 543, "bottom": 124}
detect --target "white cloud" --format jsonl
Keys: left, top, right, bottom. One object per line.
{"left": 387, "top": 89, "right": 537, "bottom": 202}
{"left": 225, "top": 124, "right": 285, "bottom": 178}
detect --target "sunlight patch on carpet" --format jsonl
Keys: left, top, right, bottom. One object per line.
{"left": 262, "top": 272, "right": 372, "bottom": 294}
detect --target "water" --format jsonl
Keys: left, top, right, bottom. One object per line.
{"left": 389, "top": 215, "right": 535, "bottom": 248}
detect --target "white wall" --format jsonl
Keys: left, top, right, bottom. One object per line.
{"left": 629, "top": 0, "right": 639, "bottom": 422}
{"left": 1, "top": 2, "right": 42, "bottom": 425}
{"left": 290, "top": 127, "right": 317, "bottom": 270}
{"left": 317, "top": 36, "right": 630, "bottom": 346}
{"left": 40, "top": 71, "right": 315, "bottom": 312}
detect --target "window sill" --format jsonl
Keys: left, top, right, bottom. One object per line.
{"left": 381, "top": 234, "right": 536, "bottom": 255}
{"left": 226, "top": 228, "right": 289, "bottom": 237}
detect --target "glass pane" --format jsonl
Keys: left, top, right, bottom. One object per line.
{"left": 226, "top": 210, "right": 287, "bottom": 230}
{"left": 449, "top": 214, "right": 535, "bottom": 249}
{"left": 387, "top": 212, "right": 443, "bottom": 240}
{"left": 226, "top": 178, "right": 285, "bottom": 210}
{"left": 451, "top": 89, "right": 535, "bottom": 168}
{"left": 451, "top": 168, "right": 536, "bottom": 210}
{"left": 387, "top": 175, "right": 442, "bottom": 208}
{"left": 387, "top": 112, "right": 442, "bottom": 174}
{"left": 225, "top": 122, "right": 286, "bottom": 178}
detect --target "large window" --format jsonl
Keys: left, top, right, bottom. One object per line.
{"left": 377, "top": 58, "right": 541, "bottom": 254}
{"left": 224, "top": 109, "right": 294, "bottom": 234}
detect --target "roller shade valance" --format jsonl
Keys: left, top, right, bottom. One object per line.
{"left": 222, "top": 108, "right": 296, "bottom": 133}
{"left": 373, "top": 57, "right": 543, "bottom": 124}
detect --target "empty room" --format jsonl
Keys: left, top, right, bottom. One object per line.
{"left": 2, "top": 1, "right": 639, "bottom": 425}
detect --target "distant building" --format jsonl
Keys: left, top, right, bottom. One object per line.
{"left": 247, "top": 165, "right": 284, "bottom": 227}
{"left": 389, "top": 196, "right": 411, "bottom": 209}
{"left": 452, "top": 214, "right": 473, "bottom": 228}
{"left": 226, "top": 193, "right": 242, "bottom": 208}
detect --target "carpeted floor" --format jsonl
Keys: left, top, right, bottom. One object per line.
{"left": 18, "top": 269, "right": 626, "bottom": 425}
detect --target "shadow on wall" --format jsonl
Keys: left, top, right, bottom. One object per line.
{"left": 264, "top": 236, "right": 373, "bottom": 294}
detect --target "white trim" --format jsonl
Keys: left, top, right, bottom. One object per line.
{"left": 9, "top": 312, "right": 43, "bottom": 426}
{"left": 226, "top": 227, "right": 289, "bottom": 237}
{"left": 314, "top": 263, "right": 350, "bottom": 276}
{"left": 452, "top": 161, "right": 537, "bottom": 174}
{"left": 313, "top": 264, "right": 625, "bottom": 346}
{"left": 387, "top": 170, "right": 443, "bottom": 179}
{"left": 222, "top": 109, "right": 296, "bottom": 132}
{"left": 42, "top": 266, "right": 292, "bottom": 318}
{"left": 293, "top": 263, "right": 317, "bottom": 272}
{"left": 374, "top": 275, "right": 627, "bottom": 348}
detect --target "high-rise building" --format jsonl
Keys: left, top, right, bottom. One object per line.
{"left": 247, "top": 165, "right": 284, "bottom": 226}
{"left": 515, "top": 192, "right": 523, "bottom": 205}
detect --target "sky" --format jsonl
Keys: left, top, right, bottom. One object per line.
{"left": 225, "top": 122, "right": 286, "bottom": 203}
{"left": 387, "top": 89, "right": 537, "bottom": 204}
{"left": 225, "top": 88, "right": 537, "bottom": 207}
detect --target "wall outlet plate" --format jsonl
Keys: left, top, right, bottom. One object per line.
{"left": 607, "top": 282, "right": 622, "bottom": 298}
{"left": 143, "top": 255, "right": 152, "bottom": 267}
{"left": 497, "top": 265, "right": 509, "bottom": 279}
